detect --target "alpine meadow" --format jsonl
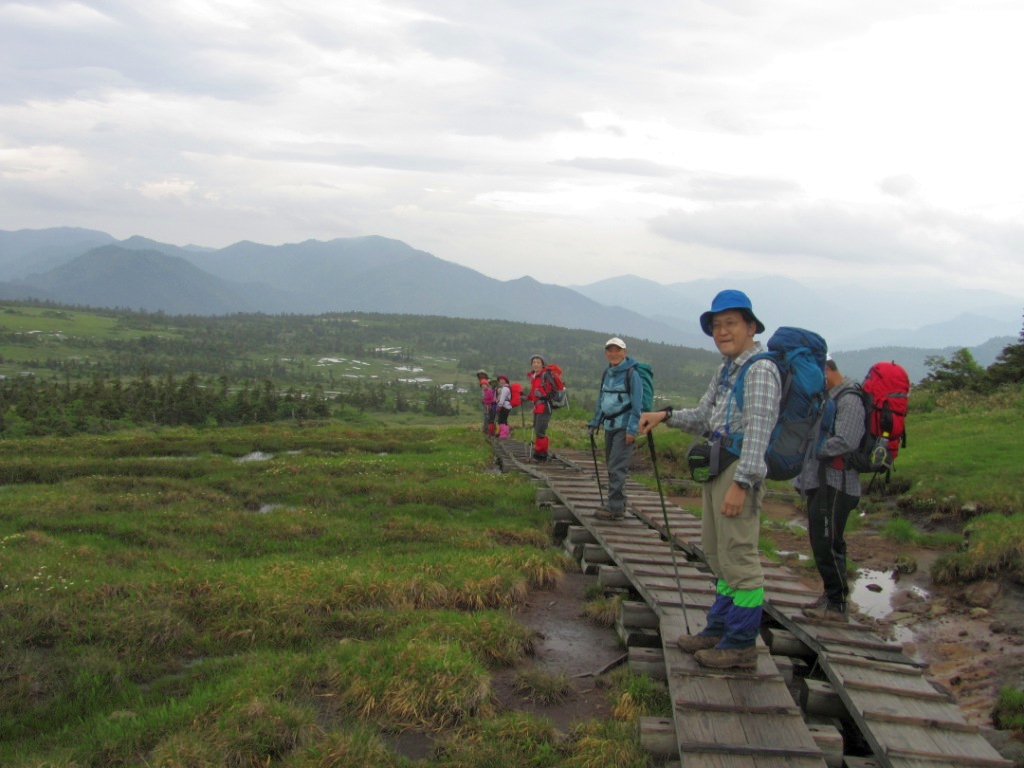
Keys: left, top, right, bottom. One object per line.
{"left": 2, "top": 300, "right": 1024, "bottom": 767}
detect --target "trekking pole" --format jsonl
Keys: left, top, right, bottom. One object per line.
{"left": 645, "top": 430, "right": 691, "bottom": 636}
{"left": 588, "top": 429, "right": 605, "bottom": 505}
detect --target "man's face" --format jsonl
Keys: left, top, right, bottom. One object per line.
{"left": 709, "top": 310, "right": 756, "bottom": 358}
{"left": 825, "top": 367, "right": 842, "bottom": 390}
{"left": 604, "top": 344, "right": 626, "bottom": 366}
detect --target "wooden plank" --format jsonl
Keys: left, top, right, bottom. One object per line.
{"left": 884, "top": 746, "right": 1013, "bottom": 767}
{"left": 841, "top": 678, "right": 951, "bottom": 701}
{"left": 823, "top": 652, "right": 928, "bottom": 675}
{"left": 678, "top": 742, "right": 823, "bottom": 758}
{"left": 675, "top": 700, "right": 802, "bottom": 715}
{"left": 809, "top": 634, "right": 905, "bottom": 653}
{"left": 860, "top": 709, "right": 978, "bottom": 734}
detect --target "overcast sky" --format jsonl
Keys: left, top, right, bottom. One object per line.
{"left": 2, "top": 0, "right": 1023, "bottom": 299}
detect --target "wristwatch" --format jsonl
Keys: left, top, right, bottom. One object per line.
{"left": 661, "top": 406, "right": 673, "bottom": 421}
{"left": 734, "top": 480, "right": 751, "bottom": 492}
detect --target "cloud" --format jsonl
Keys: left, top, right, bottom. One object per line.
{"left": 0, "top": 0, "right": 1023, "bottom": 299}
{"left": 648, "top": 201, "right": 1024, "bottom": 278}
{"left": 878, "top": 174, "right": 919, "bottom": 200}
{"left": 551, "top": 157, "right": 677, "bottom": 177}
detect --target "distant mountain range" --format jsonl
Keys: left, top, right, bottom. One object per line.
{"left": 0, "top": 226, "right": 1019, "bottom": 382}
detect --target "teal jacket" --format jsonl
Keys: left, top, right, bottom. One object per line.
{"left": 589, "top": 357, "right": 643, "bottom": 435}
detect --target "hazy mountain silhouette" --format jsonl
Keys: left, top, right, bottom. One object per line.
{"left": 1, "top": 227, "right": 1019, "bottom": 369}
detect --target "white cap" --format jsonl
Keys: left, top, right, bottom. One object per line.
{"left": 605, "top": 337, "right": 626, "bottom": 349}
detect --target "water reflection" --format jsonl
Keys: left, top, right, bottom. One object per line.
{"left": 235, "top": 451, "right": 274, "bottom": 462}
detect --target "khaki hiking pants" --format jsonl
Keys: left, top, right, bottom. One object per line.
{"left": 701, "top": 462, "right": 764, "bottom": 594}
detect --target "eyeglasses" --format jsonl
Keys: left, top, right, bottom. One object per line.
{"left": 710, "top": 319, "right": 747, "bottom": 334}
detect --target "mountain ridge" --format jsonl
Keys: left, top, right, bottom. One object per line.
{"left": 0, "top": 227, "right": 1018, "bottom": 373}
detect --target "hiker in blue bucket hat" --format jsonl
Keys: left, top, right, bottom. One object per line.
{"left": 699, "top": 288, "right": 765, "bottom": 337}
{"left": 639, "top": 289, "right": 780, "bottom": 671}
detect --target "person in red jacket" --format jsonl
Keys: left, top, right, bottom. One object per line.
{"left": 526, "top": 355, "right": 554, "bottom": 460}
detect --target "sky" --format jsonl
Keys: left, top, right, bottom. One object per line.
{"left": 2, "top": 0, "right": 1023, "bottom": 300}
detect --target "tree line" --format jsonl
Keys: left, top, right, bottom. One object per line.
{"left": 0, "top": 372, "right": 463, "bottom": 437}
{"left": 917, "top": 313, "right": 1024, "bottom": 394}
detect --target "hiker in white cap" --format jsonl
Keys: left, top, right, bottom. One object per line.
{"left": 587, "top": 337, "right": 643, "bottom": 520}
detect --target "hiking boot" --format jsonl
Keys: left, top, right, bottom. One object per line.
{"left": 694, "top": 646, "right": 757, "bottom": 671}
{"left": 676, "top": 634, "right": 721, "bottom": 653}
{"left": 595, "top": 506, "right": 625, "bottom": 521}
{"left": 802, "top": 604, "right": 849, "bottom": 623}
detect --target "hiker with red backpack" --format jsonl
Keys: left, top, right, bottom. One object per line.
{"left": 494, "top": 375, "right": 513, "bottom": 439}
{"left": 587, "top": 337, "right": 644, "bottom": 521}
{"left": 639, "top": 289, "right": 782, "bottom": 672}
{"left": 479, "top": 374, "right": 497, "bottom": 437}
{"left": 793, "top": 354, "right": 866, "bottom": 623}
{"left": 526, "top": 355, "right": 563, "bottom": 461}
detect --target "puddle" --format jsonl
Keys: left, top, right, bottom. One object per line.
{"left": 850, "top": 567, "right": 929, "bottom": 646}
{"left": 851, "top": 567, "right": 929, "bottom": 618}
{"left": 235, "top": 451, "right": 274, "bottom": 462}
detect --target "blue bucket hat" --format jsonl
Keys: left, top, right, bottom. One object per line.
{"left": 699, "top": 289, "right": 765, "bottom": 337}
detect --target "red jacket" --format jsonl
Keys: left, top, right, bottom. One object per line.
{"left": 527, "top": 370, "right": 554, "bottom": 414}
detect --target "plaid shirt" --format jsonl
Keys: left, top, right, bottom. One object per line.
{"left": 667, "top": 342, "right": 781, "bottom": 487}
{"left": 793, "top": 377, "right": 865, "bottom": 496}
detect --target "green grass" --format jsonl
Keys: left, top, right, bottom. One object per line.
{"left": 993, "top": 686, "right": 1024, "bottom": 732}
{"left": 0, "top": 421, "right": 647, "bottom": 767}
{"left": 930, "top": 512, "right": 1024, "bottom": 584}
{"left": 896, "top": 387, "right": 1024, "bottom": 514}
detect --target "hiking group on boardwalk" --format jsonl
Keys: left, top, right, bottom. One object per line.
{"left": 483, "top": 287, "right": 910, "bottom": 671}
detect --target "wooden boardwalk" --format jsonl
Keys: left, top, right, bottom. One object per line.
{"left": 493, "top": 438, "right": 1011, "bottom": 768}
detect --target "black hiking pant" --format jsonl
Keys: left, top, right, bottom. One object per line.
{"left": 806, "top": 484, "right": 860, "bottom": 611}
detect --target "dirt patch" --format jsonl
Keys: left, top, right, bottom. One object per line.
{"left": 491, "top": 571, "right": 621, "bottom": 731}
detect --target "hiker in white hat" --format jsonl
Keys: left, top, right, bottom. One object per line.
{"left": 587, "top": 337, "right": 643, "bottom": 521}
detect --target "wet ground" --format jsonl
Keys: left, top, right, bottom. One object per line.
{"left": 490, "top": 571, "right": 621, "bottom": 729}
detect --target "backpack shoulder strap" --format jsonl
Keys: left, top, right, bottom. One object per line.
{"left": 730, "top": 352, "right": 776, "bottom": 412}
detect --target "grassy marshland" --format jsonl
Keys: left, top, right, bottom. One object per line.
{"left": 0, "top": 423, "right": 656, "bottom": 767}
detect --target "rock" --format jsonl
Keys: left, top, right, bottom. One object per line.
{"left": 964, "top": 581, "right": 1001, "bottom": 609}
{"left": 893, "top": 554, "right": 917, "bottom": 574}
{"left": 970, "top": 607, "right": 990, "bottom": 618}
{"left": 891, "top": 588, "right": 925, "bottom": 609}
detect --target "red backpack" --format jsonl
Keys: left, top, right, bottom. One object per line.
{"left": 843, "top": 361, "right": 910, "bottom": 477}
{"left": 542, "top": 364, "right": 568, "bottom": 409}
{"left": 509, "top": 382, "right": 523, "bottom": 407}
{"left": 864, "top": 361, "right": 909, "bottom": 460}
